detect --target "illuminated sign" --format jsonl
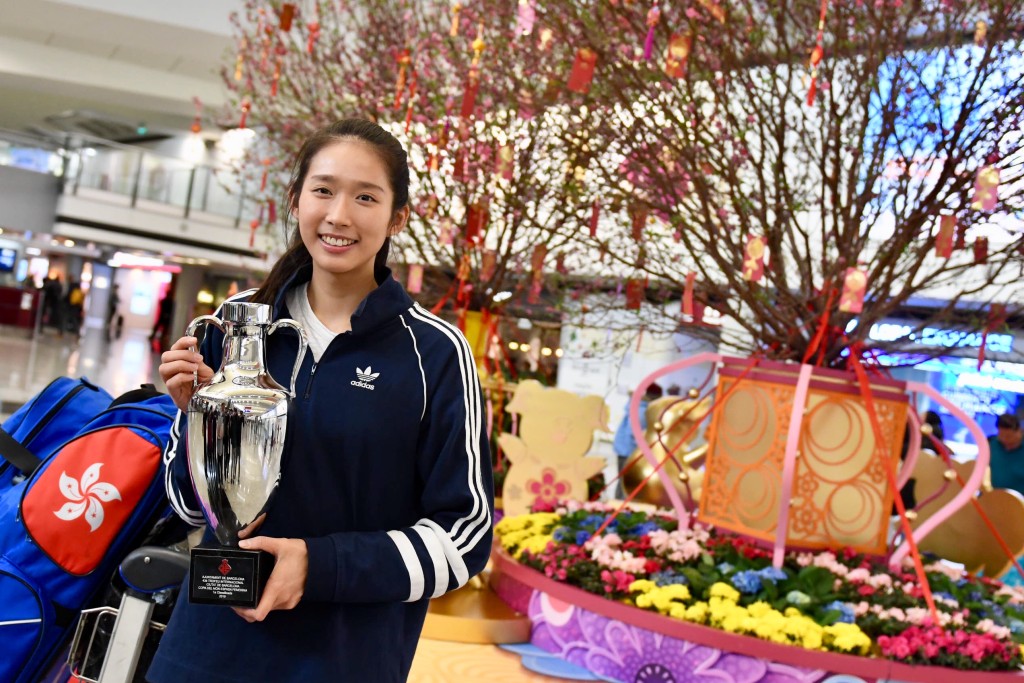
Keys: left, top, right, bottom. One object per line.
{"left": 859, "top": 321, "right": 1014, "bottom": 355}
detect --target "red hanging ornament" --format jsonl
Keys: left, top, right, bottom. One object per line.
{"left": 664, "top": 33, "right": 692, "bottom": 78}
{"left": 307, "top": 4, "right": 320, "bottom": 55}
{"left": 682, "top": 272, "right": 696, "bottom": 319}
{"left": 260, "top": 158, "right": 273, "bottom": 191}
{"left": 979, "top": 303, "right": 1008, "bottom": 370}
{"left": 974, "top": 237, "right": 989, "bottom": 264}
{"left": 278, "top": 3, "right": 296, "bottom": 31}
{"left": 249, "top": 205, "right": 264, "bottom": 248}
{"left": 742, "top": 235, "right": 766, "bottom": 282}
{"left": 838, "top": 267, "right": 867, "bottom": 314}
{"left": 495, "top": 144, "right": 514, "bottom": 180}
{"left": 935, "top": 215, "right": 955, "bottom": 258}
{"left": 481, "top": 250, "right": 497, "bottom": 280}
{"left": 407, "top": 264, "right": 424, "bottom": 294}
{"left": 589, "top": 199, "right": 600, "bottom": 237}
{"left": 567, "top": 48, "right": 598, "bottom": 94}
{"left": 626, "top": 278, "right": 645, "bottom": 310}
{"left": 972, "top": 165, "right": 999, "bottom": 211}
{"left": 460, "top": 69, "right": 480, "bottom": 119}
{"left": 630, "top": 205, "right": 648, "bottom": 242}
{"left": 471, "top": 24, "right": 486, "bottom": 68}
{"left": 267, "top": 199, "right": 276, "bottom": 225}
{"left": 805, "top": 0, "right": 829, "bottom": 107}
{"left": 465, "top": 202, "right": 489, "bottom": 244}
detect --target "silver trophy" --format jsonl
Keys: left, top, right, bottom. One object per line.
{"left": 184, "top": 301, "right": 306, "bottom": 607}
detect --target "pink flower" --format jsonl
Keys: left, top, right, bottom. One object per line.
{"left": 526, "top": 468, "right": 570, "bottom": 506}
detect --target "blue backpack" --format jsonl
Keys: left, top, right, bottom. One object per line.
{"left": 0, "top": 377, "right": 113, "bottom": 490}
{"left": 0, "top": 379, "right": 178, "bottom": 683}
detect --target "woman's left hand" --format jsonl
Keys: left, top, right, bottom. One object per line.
{"left": 232, "top": 537, "right": 308, "bottom": 623}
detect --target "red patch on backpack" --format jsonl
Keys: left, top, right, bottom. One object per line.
{"left": 22, "top": 428, "right": 161, "bottom": 575}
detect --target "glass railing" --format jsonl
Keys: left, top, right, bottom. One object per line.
{"left": 0, "top": 128, "right": 253, "bottom": 226}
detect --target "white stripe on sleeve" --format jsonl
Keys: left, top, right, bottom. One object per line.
{"left": 387, "top": 529, "right": 425, "bottom": 602}
{"left": 411, "top": 524, "right": 451, "bottom": 598}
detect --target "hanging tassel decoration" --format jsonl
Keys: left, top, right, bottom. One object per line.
{"left": 190, "top": 97, "right": 203, "bottom": 134}
{"left": 643, "top": 5, "right": 660, "bottom": 61}
{"left": 974, "top": 237, "right": 989, "bottom": 264}
{"left": 267, "top": 199, "right": 277, "bottom": 225}
{"left": 270, "top": 46, "right": 283, "bottom": 97}
{"left": 249, "top": 204, "right": 265, "bottom": 248}
{"left": 450, "top": 3, "right": 462, "bottom": 37}
{"left": 471, "top": 24, "right": 486, "bottom": 68}
{"left": 589, "top": 199, "right": 600, "bottom": 237}
{"left": 806, "top": 0, "right": 829, "bottom": 107}
{"left": 260, "top": 158, "right": 273, "bottom": 191}
{"left": 239, "top": 100, "right": 251, "bottom": 129}
{"left": 404, "top": 71, "right": 418, "bottom": 133}
{"left": 307, "top": 9, "right": 320, "bottom": 54}
{"left": 394, "top": 49, "right": 411, "bottom": 110}
{"left": 234, "top": 38, "right": 247, "bottom": 81}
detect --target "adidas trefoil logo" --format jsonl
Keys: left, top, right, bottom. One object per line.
{"left": 351, "top": 366, "right": 380, "bottom": 391}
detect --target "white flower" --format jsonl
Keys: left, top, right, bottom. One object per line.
{"left": 53, "top": 463, "right": 121, "bottom": 532}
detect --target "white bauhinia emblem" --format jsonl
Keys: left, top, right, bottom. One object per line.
{"left": 54, "top": 463, "right": 122, "bottom": 532}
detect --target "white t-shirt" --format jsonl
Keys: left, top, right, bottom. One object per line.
{"left": 285, "top": 283, "right": 337, "bottom": 363}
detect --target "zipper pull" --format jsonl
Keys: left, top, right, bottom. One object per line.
{"left": 303, "top": 362, "right": 318, "bottom": 399}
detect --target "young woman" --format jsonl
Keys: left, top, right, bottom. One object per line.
{"left": 149, "top": 119, "right": 493, "bottom": 682}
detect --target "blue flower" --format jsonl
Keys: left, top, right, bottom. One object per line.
{"left": 552, "top": 526, "right": 571, "bottom": 542}
{"left": 650, "top": 571, "right": 688, "bottom": 586}
{"left": 629, "top": 521, "right": 659, "bottom": 536}
{"left": 824, "top": 600, "right": 856, "bottom": 624}
{"left": 757, "top": 566, "right": 787, "bottom": 583}
{"left": 1009, "top": 619, "right": 1024, "bottom": 635}
{"left": 716, "top": 562, "right": 735, "bottom": 575}
{"left": 576, "top": 531, "right": 592, "bottom": 546}
{"left": 731, "top": 570, "right": 763, "bottom": 594}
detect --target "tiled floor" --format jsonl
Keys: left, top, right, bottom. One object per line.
{"left": 0, "top": 323, "right": 165, "bottom": 419}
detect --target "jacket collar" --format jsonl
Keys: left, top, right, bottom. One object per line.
{"left": 274, "top": 264, "right": 413, "bottom": 336}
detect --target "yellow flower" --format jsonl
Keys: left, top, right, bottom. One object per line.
{"left": 629, "top": 580, "right": 657, "bottom": 594}
{"left": 515, "top": 534, "right": 553, "bottom": 559}
{"left": 824, "top": 622, "right": 872, "bottom": 655}
{"left": 683, "top": 601, "right": 709, "bottom": 624}
{"left": 709, "top": 582, "right": 740, "bottom": 602}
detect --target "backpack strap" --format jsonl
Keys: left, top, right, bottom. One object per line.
{"left": 0, "top": 426, "right": 42, "bottom": 475}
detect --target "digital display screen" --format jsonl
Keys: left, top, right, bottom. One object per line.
{"left": 0, "top": 247, "right": 16, "bottom": 272}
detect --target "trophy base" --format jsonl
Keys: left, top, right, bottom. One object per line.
{"left": 188, "top": 546, "right": 275, "bottom": 608}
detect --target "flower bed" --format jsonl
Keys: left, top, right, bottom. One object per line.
{"left": 493, "top": 501, "right": 1024, "bottom": 673}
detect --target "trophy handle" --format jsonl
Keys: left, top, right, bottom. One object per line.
{"left": 185, "top": 315, "right": 225, "bottom": 390}
{"left": 268, "top": 318, "right": 308, "bottom": 398}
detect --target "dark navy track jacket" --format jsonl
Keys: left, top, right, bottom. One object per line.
{"left": 147, "top": 265, "right": 494, "bottom": 683}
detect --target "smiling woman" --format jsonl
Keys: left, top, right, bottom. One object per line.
{"left": 150, "top": 119, "right": 494, "bottom": 683}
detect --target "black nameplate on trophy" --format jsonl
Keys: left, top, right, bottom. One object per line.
{"left": 189, "top": 547, "right": 275, "bottom": 608}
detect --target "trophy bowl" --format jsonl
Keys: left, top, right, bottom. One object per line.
{"left": 184, "top": 302, "right": 306, "bottom": 608}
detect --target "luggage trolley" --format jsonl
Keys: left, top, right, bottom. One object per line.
{"left": 67, "top": 547, "right": 188, "bottom": 683}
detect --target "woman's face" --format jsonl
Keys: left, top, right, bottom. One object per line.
{"left": 295, "top": 138, "right": 407, "bottom": 284}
